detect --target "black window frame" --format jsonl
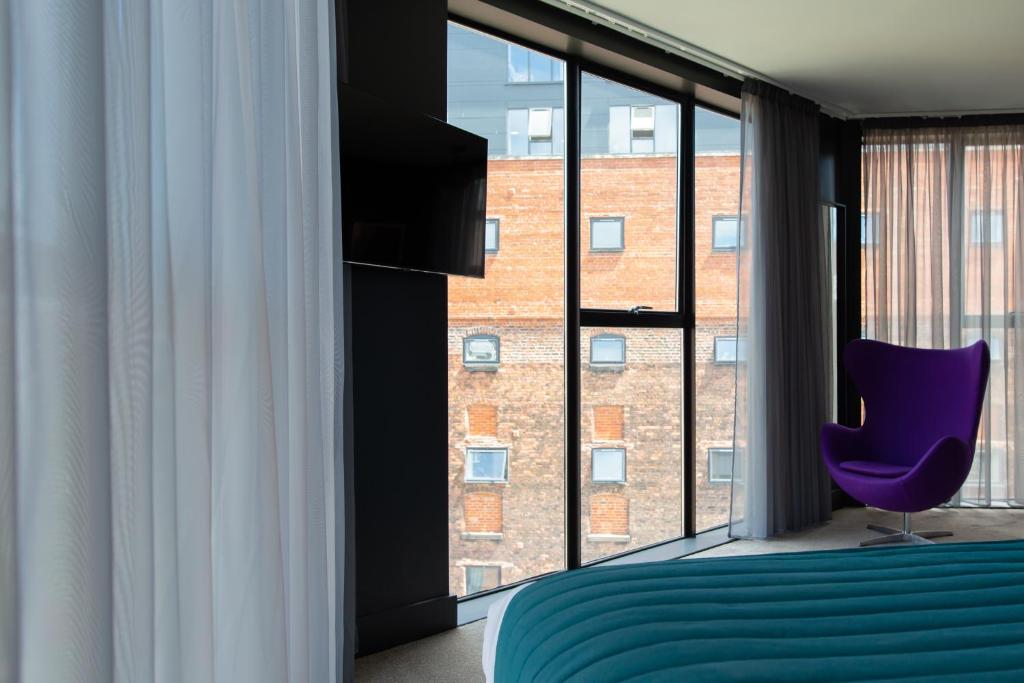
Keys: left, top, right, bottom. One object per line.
{"left": 447, "top": 14, "right": 742, "bottom": 598}
{"left": 591, "top": 447, "right": 627, "bottom": 483}
{"left": 589, "top": 216, "right": 626, "bottom": 252}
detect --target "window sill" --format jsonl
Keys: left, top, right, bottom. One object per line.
{"left": 464, "top": 364, "right": 499, "bottom": 373}
{"left": 589, "top": 364, "right": 625, "bottom": 373}
{"left": 461, "top": 532, "right": 504, "bottom": 541}
{"left": 586, "top": 534, "right": 631, "bottom": 544}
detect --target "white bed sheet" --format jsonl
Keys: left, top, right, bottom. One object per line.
{"left": 481, "top": 584, "right": 529, "bottom": 683}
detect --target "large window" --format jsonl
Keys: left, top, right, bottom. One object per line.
{"left": 582, "top": 73, "right": 679, "bottom": 311}
{"left": 448, "top": 24, "right": 566, "bottom": 597}
{"left": 694, "top": 106, "right": 741, "bottom": 531}
{"left": 448, "top": 21, "right": 744, "bottom": 597}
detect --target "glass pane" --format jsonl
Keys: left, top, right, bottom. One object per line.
{"left": 467, "top": 449, "right": 508, "bottom": 482}
{"left": 447, "top": 23, "right": 566, "bottom": 597}
{"left": 581, "top": 328, "right": 683, "bottom": 563}
{"left": 712, "top": 215, "right": 739, "bottom": 250}
{"left": 694, "top": 106, "right": 741, "bottom": 531}
{"left": 465, "top": 566, "right": 501, "bottom": 595}
{"left": 590, "top": 335, "right": 625, "bottom": 365}
{"left": 507, "top": 45, "right": 529, "bottom": 83}
{"left": 581, "top": 73, "right": 679, "bottom": 311}
{"left": 592, "top": 448, "right": 626, "bottom": 482}
{"left": 485, "top": 219, "right": 499, "bottom": 253}
{"left": 590, "top": 218, "right": 624, "bottom": 251}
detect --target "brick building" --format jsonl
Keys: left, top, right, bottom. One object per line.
{"left": 446, "top": 23, "right": 741, "bottom": 596}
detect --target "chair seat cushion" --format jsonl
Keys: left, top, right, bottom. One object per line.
{"left": 838, "top": 460, "right": 912, "bottom": 478}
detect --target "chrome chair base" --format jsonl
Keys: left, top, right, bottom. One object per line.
{"left": 860, "top": 513, "right": 953, "bottom": 547}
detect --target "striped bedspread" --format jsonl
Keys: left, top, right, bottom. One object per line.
{"left": 493, "top": 540, "right": 1024, "bottom": 682}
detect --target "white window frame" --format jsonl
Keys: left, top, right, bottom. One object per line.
{"left": 590, "top": 334, "right": 627, "bottom": 367}
{"left": 590, "top": 217, "right": 625, "bottom": 252}
{"left": 465, "top": 447, "right": 509, "bottom": 483}
{"left": 970, "top": 209, "right": 1005, "bottom": 244}
{"left": 465, "top": 565, "right": 502, "bottom": 595}
{"left": 630, "top": 105, "right": 655, "bottom": 139}
{"left": 484, "top": 218, "right": 500, "bottom": 253}
{"left": 711, "top": 215, "right": 740, "bottom": 251}
{"left": 463, "top": 334, "right": 500, "bottom": 368}
{"left": 527, "top": 107, "right": 553, "bottom": 141}
{"left": 592, "top": 447, "right": 627, "bottom": 483}
{"left": 708, "top": 448, "right": 733, "bottom": 484}
{"left": 713, "top": 336, "right": 746, "bottom": 364}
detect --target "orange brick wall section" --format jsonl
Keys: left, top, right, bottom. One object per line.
{"left": 464, "top": 491, "right": 503, "bottom": 534}
{"left": 467, "top": 404, "right": 498, "bottom": 437}
{"left": 589, "top": 492, "right": 629, "bottom": 536}
{"left": 593, "top": 405, "right": 624, "bottom": 441}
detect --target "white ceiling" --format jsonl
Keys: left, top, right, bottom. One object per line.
{"left": 563, "top": 0, "right": 1024, "bottom": 118}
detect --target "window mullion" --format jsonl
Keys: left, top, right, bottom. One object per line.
{"left": 565, "top": 57, "right": 583, "bottom": 571}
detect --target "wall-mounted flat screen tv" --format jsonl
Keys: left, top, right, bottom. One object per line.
{"left": 340, "top": 83, "right": 487, "bottom": 278}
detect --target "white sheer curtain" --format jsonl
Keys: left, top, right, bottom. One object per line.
{"left": 729, "top": 80, "right": 834, "bottom": 538}
{"left": 1, "top": 1, "right": 343, "bottom": 681}
{"left": 863, "top": 125, "right": 1024, "bottom": 508}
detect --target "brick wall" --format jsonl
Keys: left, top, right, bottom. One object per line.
{"left": 464, "top": 491, "right": 503, "bottom": 534}
{"left": 449, "top": 153, "right": 740, "bottom": 595}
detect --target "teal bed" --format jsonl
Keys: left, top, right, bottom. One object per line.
{"left": 485, "top": 540, "right": 1024, "bottom": 682}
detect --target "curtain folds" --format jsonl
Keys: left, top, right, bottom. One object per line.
{"left": 1, "top": 0, "right": 344, "bottom": 681}
{"left": 729, "top": 80, "right": 834, "bottom": 539}
{"left": 863, "top": 125, "right": 1024, "bottom": 508}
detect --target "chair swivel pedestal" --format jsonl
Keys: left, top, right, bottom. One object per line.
{"left": 862, "top": 512, "right": 953, "bottom": 547}
{"left": 821, "top": 339, "right": 990, "bottom": 548}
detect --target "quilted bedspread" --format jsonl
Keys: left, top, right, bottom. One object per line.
{"left": 493, "top": 540, "right": 1024, "bottom": 682}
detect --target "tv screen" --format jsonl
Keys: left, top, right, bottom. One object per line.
{"left": 340, "top": 83, "right": 487, "bottom": 278}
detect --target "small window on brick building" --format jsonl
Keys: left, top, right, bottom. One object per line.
{"left": 713, "top": 336, "right": 746, "bottom": 364}
{"left": 463, "top": 334, "right": 499, "bottom": 369}
{"left": 592, "top": 448, "right": 626, "bottom": 483}
{"left": 484, "top": 219, "right": 500, "bottom": 253}
{"left": 712, "top": 215, "right": 740, "bottom": 251}
{"left": 590, "top": 334, "right": 626, "bottom": 367}
{"left": 861, "top": 212, "right": 879, "bottom": 245}
{"left": 465, "top": 565, "right": 501, "bottom": 595}
{"left": 708, "top": 448, "right": 733, "bottom": 483}
{"left": 466, "top": 448, "right": 508, "bottom": 483}
{"left": 970, "top": 210, "right": 1005, "bottom": 244}
{"left": 590, "top": 217, "right": 624, "bottom": 252}
{"left": 592, "top": 405, "right": 624, "bottom": 441}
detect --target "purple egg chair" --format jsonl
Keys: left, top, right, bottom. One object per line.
{"left": 821, "top": 339, "right": 990, "bottom": 546}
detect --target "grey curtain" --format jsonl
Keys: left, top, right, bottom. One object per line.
{"left": 729, "top": 80, "right": 834, "bottom": 538}
{"left": 863, "top": 125, "right": 1024, "bottom": 507}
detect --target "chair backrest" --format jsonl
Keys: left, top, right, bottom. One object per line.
{"left": 845, "top": 339, "right": 990, "bottom": 467}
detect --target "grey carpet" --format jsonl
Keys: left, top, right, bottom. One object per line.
{"left": 354, "top": 507, "right": 1024, "bottom": 682}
